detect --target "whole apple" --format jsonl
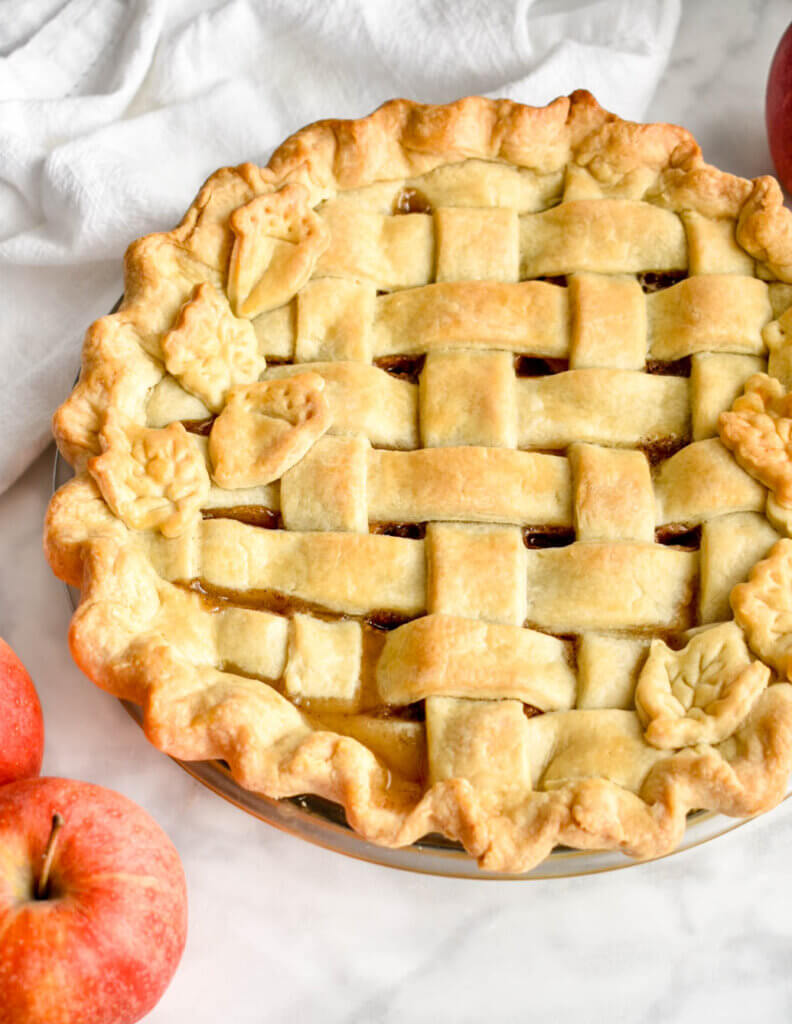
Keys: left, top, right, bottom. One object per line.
{"left": 0, "top": 638, "right": 44, "bottom": 785}
{"left": 0, "top": 778, "right": 187, "bottom": 1024}
{"left": 767, "top": 20, "right": 792, "bottom": 193}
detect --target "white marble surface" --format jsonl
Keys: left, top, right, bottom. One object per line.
{"left": 4, "top": 1, "right": 792, "bottom": 1020}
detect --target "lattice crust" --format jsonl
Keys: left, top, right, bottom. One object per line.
{"left": 46, "top": 92, "right": 792, "bottom": 873}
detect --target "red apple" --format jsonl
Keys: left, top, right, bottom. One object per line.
{"left": 0, "top": 638, "right": 44, "bottom": 785}
{"left": 0, "top": 778, "right": 187, "bottom": 1024}
{"left": 767, "top": 20, "right": 792, "bottom": 193}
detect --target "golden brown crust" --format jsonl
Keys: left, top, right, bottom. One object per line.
{"left": 732, "top": 538, "right": 792, "bottom": 679}
{"left": 228, "top": 184, "right": 330, "bottom": 317}
{"left": 161, "top": 282, "right": 264, "bottom": 412}
{"left": 88, "top": 420, "right": 210, "bottom": 538}
{"left": 45, "top": 91, "right": 792, "bottom": 872}
{"left": 719, "top": 373, "right": 792, "bottom": 506}
{"left": 634, "top": 623, "right": 771, "bottom": 748}
{"left": 208, "top": 374, "right": 331, "bottom": 488}
{"left": 738, "top": 177, "right": 792, "bottom": 281}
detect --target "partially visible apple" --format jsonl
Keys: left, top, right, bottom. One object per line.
{"left": 0, "top": 638, "right": 44, "bottom": 785}
{"left": 767, "top": 20, "right": 792, "bottom": 193}
{"left": 0, "top": 778, "right": 187, "bottom": 1024}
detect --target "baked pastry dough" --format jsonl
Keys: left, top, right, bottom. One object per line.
{"left": 46, "top": 92, "right": 792, "bottom": 872}
{"left": 161, "top": 282, "right": 264, "bottom": 412}
{"left": 88, "top": 419, "right": 209, "bottom": 538}
{"left": 209, "top": 374, "right": 330, "bottom": 487}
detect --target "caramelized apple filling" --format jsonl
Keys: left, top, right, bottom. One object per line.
{"left": 367, "top": 701, "right": 427, "bottom": 722}
{"left": 182, "top": 580, "right": 426, "bottom": 717}
{"left": 514, "top": 356, "right": 569, "bottom": 377}
{"left": 637, "top": 271, "right": 686, "bottom": 293}
{"left": 640, "top": 436, "right": 689, "bottom": 465}
{"left": 645, "top": 356, "right": 692, "bottom": 377}
{"left": 655, "top": 523, "right": 702, "bottom": 550}
{"left": 182, "top": 417, "right": 216, "bottom": 436}
{"left": 370, "top": 522, "right": 427, "bottom": 539}
{"left": 186, "top": 580, "right": 340, "bottom": 620}
{"left": 202, "top": 506, "right": 282, "bottom": 529}
{"left": 392, "top": 187, "right": 433, "bottom": 215}
{"left": 374, "top": 354, "right": 426, "bottom": 383}
{"left": 522, "top": 526, "right": 575, "bottom": 549}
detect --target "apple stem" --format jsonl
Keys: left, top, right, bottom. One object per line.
{"left": 37, "top": 813, "right": 64, "bottom": 900}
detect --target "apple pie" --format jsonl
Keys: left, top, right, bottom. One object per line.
{"left": 45, "top": 92, "right": 792, "bottom": 872}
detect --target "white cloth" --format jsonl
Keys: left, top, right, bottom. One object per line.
{"left": 0, "top": 0, "right": 680, "bottom": 494}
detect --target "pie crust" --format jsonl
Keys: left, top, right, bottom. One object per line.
{"left": 44, "top": 92, "right": 792, "bottom": 872}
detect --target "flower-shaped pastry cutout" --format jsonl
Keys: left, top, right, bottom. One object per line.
{"left": 161, "top": 282, "right": 265, "bottom": 412}
{"left": 88, "top": 418, "right": 210, "bottom": 537}
{"left": 732, "top": 537, "right": 792, "bottom": 679}
{"left": 719, "top": 373, "right": 792, "bottom": 507}
{"left": 635, "top": 622, "right": 770, "bottom": 749}
{"left": 209, "top": 374, "right": 331, "bottom": 488}
{"left": 227, "top": 183, "right": 330, "bottom": 318}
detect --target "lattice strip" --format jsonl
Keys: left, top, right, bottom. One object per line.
{"left": 681, "top": 211, "right": 755, "bottom": 275}
{"left": 523, "top": 709, "right": 666, "bottom": 792}
{"left": 569, "top": 443, "right": 655, "bottom": 542}
{"left": 524, "top": 542, "right": 698, "bottom": 632}
{"left": 426, "top": 523, "right": 526, "bottom": 625}
{"left": 372, "top": 281, "right": 568, "bottom": 358}
{"left": 419, "top": 350, "right": 516, "bottom": 448}
{"left": 314, "top": 204, "right": 434, "bottom": 289}
{"left": 265, "top": 362, "right": 418, "bottom": 448}
{"left": 568, "top": 273, "right": 647, "bottom": 370}
{"left": 653, "top": 439, "right": 765, "bottom": 526}
{"left": 378, "top": 615, "right": 575, "bottom": 708}
{"left": 330, "top": 159, "right": 563, "bottom": 213}
{"left": 367, "top": 447, "right": 571, "bottom": 526}
{"left": 699, "top": 512, "right": 780, "bottom": 624}
{"left": 690, "top": 353, "right": 767, "bottom": 441}
{"left": 519, "top": 200, "right": 687, "bottom": 277}
{"left": 576, "top": 634, "right": 648, "bottom": 710}
{"left": 434, "top": 206, "right": 519, "bottom": 282}
{"left": 646, "top": 275, "right": 770, "bottom": 360}
{"left": 143, "top": 519, "right": 426, "bottom": 617}
{"left": 516, "top": 370, "right": 689, "bottom": 448}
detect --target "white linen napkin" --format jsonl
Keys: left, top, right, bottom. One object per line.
{"left": 0, "top": 0, "right": 680, "bottom": 494}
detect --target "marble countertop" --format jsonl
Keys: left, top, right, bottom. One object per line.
{"left": 3, "top": 2, "right": 792, "bottom": 1020}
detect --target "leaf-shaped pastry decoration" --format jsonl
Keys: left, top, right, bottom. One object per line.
{"left": 227, "top": 183, "right": 330, "bottom": 318}
{"left": 732, "top": 537, "right": 792, "bottom": 679}
{"left": 635, "top": 622, "right": 770, "bottom": 749}
{"left": 719, "top": 373, "right": 792, "bottom": 507}
{"left": 209, "top": 374, "right": 331, "bottom": 489}
{"left": 88, "top": 418, "right": 210, "bottom": 538}
{"left": 161, "top": 282, "right": 265, "bottom": 412}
